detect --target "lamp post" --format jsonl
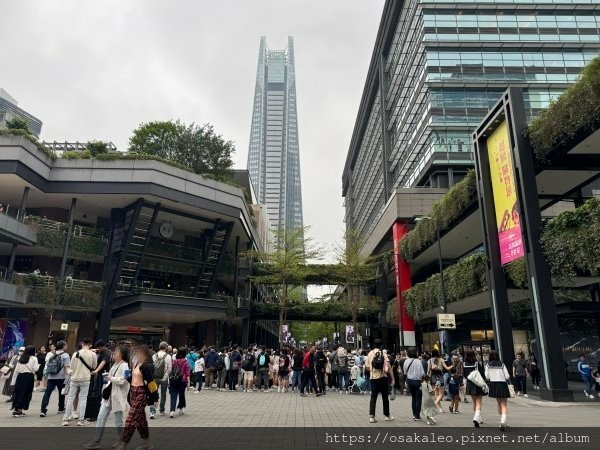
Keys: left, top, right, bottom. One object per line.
{"left": 416, "top": 216, "right": 448, "bottom": 353}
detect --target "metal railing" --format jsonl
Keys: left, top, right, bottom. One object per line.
{"left": 42, "top": 141, "right": 117, "bottom": 155}
{"left": 0, "top": 203, "right": 27, "bottom": 222}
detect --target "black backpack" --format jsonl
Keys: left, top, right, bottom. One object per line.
{"left": 215, "top": 355, "right": 225, "bottom": 371}
{"left": 316, "top": 352, "right": 327, "bottom": 369}
{"left": 372, "top": 351, "right": 385, "bottom": 370}
{"left": 169, "top": 362, "right": 182, "bottom": 384}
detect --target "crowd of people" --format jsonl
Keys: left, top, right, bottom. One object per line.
{"left": 2, "top": 337, "right": 600, "bottom": 447}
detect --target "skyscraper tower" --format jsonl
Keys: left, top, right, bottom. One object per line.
{"left": 247, "top": 36, "right": 304, "bottom": 234}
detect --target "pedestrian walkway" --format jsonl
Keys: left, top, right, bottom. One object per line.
{"left": 2, "top": 386, "right": 598, "bottom": 428}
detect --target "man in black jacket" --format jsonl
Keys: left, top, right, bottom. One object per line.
{"left": 315, "top": 347, "right": 328, "bottom": 396}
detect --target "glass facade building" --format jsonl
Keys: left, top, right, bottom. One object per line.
{"left": 247, "top": 36, "right": 304, "bottom": 234}
{"left": 343, "top": 0, "right": 600, "bottom": 240}
{"left": 0, "top": 89, "right": 43, "bottom": 138}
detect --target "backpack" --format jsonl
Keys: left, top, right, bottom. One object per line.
{"left": 169, "top": 361, "right": 183, "bottom": 384}
{"left": 215, "top": 355, "right": 225, "bottom": 371}
{"left": 46, "top": 352, "right": 64, "bottom": 375}
{"left": 153, "top": 354, "right": 167, "bottom": 380}
{"left": 258, "top": 353, "right": 267, "bottom": 367}
{"left": 372, "top": 351, "right": 384, "bottom": 370}
{"left": 316, "top": 352, "right": 327, "bottom": 369}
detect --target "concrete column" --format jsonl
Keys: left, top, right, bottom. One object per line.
{"left": 393, "top": 221, "right": 415, "bottom": 348}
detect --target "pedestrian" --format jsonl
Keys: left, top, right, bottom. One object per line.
{"left": 194, "top": 351, "right": 205, "bottom": 394}
{"left": 2, "top": 347, "right": 22, "bottom": 402}
{"left": 149, "top": 341, "right": 171, "bottom": 418}
{"left": 578, "top": 354, "right": 595, "bottom": 399}
{"left": 169, "top": 347, "right": 190, "bottom": 417}
{"left": 329, "top": 345, "right": 339, "bottom": 390}
{"left": 256, "top": 347, "right": 271, "bottom": 392}
{"left": 11, "top": 345, "right": 39, "bottom": 417}
{"left": 63, "top": 337, "right": 97, "bottom": 426}
{"left": 278, "top": 348, "right": 291, "bottom": 393}
{"left": 528, "top": 353, "right": 541, "bottom": 390}
{"left": 34, "top": 346, "right": 47, "bottom": 391}
{"left": 427, "top": 349, "right": 453, "bottom": 413}
{"left": 452, "top": 353, "right": 466, "bottom": 402}
{"left": 40, "top": 340, "right": 70, "bottom": 417}
{"left": 115, "top": 343, "right": 157, "bottom": 450}
{"left": 291, "top": 348, "right": 303, "bottom": 393}
{"left": 314, "top": 347, "right": 327, "bottom": 396}
{"left": 365, "top": 339, "right": 393, "bottom": 423}
{"left": 84, "top": 346, "right": 130, "bottom": 449}
{"left": 420, "top": 374, "right": 438, "bottom": 425}
{"left": 204, "top": 347, "right": 218, "bottom": 389}
{"left": 300, "top": 346, "right": 319, "bottom": 397}
{"left": 243, "top": 347, "right": 256, "bottom": 393}
{"left": 271, "top": 350, "right": 279, "bottom": 388}
{"left": 485, "top": 350, "right": 511, "bottom": 431}
{"left": 228, "top": 346, "right": 241, "bottom": 391}
{"left": 512, "top": 351, "right": 529, "bottom": 398}
{"left": 215, "top": 350, "right": 227, "bottom": 391}
{"left": 185, "top": 347, "right": 198, "bottom": 392}
{"left": 336, "top": 347, "right": 350, "bottom": 393}
{"left": 448, "top": 367, "right": 461, "bottom": 414}
{"left": 362, "top": 350, "right": 372, "bottom": 393}
{"left": 85, "top": 340, "right": 112, "bottom": 422}
{"left": 463, "top": 349, "right": 486, "bottom": 427}
{"left": 404, "top": 349, "right": 425, "bottom": 421}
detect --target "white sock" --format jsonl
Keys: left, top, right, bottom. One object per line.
{"left": 501, "top": 413, "right": 506, "bottom": 423}
{"left": 474, "top": 410, "right": 480, "bottom": 421}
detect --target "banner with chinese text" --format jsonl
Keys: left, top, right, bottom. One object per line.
{"left": 487, "top": 121, "right": 524, "bottom": 265}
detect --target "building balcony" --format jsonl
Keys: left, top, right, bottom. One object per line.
{"left": 0, "top": 205, "right": 37, "bottom": 246}
{"left": 11, "top": 273, "right": 103, "bottom": 311}
{"left": 0, "top": 266, "right": 29, "bottom": 306}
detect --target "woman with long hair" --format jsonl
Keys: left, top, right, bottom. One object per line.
{"left": 528, "top": 353, "right": 541, "bottom": 390}
{"left": 115, "top": 344, "right": 157, "bottom": 450}
{"left": 463, "top": 349, "right": 486, "bottom": 427}
{"left": 427, "top": 349, "right": 452, "bottom": 413}
{"left": 11, "top": 346, "right": 39, "bottom": 417}
{"left": 485, "top": 350, "right": 511, "bottom": 431}
{"left": 169, "top": 347, "right": 190, "bottom": 418}
{"left": 85, "top": 346, "right": 130, "bottom": 449}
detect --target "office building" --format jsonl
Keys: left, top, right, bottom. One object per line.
{"left": 0, "top": 89, "right": 43, "bottom": 138}
{"left": 247, "top": 36, "right": 304, "bottom": 234}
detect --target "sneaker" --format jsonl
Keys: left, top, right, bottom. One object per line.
{"left": 517, "top": 392, "right": 521, "bottom": 396}
{"left": 84, "top": 441, "right": 102, "bottom": 449}
{"left": 449, "top": 406, "right": 454, "bottom": 413}
{"left": 40, "top": 412, "right": 46, "bottom": 417}
{"left": 77, "top": 420, "right": 88, "bottom": 426}
{"left": 384, "top": 416, "right": 394, "bottom": 421}
{"left": 523, "top": 394, "right": 528, "bottom": 398}
{"left": 473, "top": 419, "right": 480, "bottom": 428}
{"left": 150, "top": 411, "right": 155, "bottom": 419}
{"left": 429, "top": 416, "right": 436, "bottom": 424}
{"left": 454, "top": 411, "right": 459, "bottom": 414}
{"left": 169, "top": 412, "right": 175, "bottom": 418}
{"left": 316, "top": 393, "right": 323, "bottom": 397}
{"left": 464, "top": 398, "right": 469, "bottom": 403}
{"left": 500, "top": 422, "right": 507, "bottom": 432}
{"left": 414, "top": 417, "right": 420, "bottom": 421}
{"left": 62, "top": 420, "right": 70, "bottom": 426}
{"left": 194, "top": 391, "right": 201, "bottom": 394}
{"left": 589, "top": 394, "right": 596, "bottom": 399}
{"left": 369, "top": 417, "right": 377, "bottom": 423}
{"left": 159, "top": 411, "right": 165, "bottom": 416}
{"left": 426, "top": 418, "right": 433, "bottom": 425}
{"left": 57, "top": 410, "right": 65, "bottom": 414}
{"left": 179, "top": 408, "right": 185, "bottom": 415}
{"left": 73, "top": 413, "right": 79, "bottom": 419}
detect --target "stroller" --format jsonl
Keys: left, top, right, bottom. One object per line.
{"left": 350, "top": 365, "right": 366, "bottom": 394}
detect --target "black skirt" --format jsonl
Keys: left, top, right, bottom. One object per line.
{"left": 465, "top": 379, "right": 487, "bottom": 396}
{"left": 12, "top": 373, "right": 34, "bottom": 410}
{"left": 488, "top": 381, "right": 510, "bottom": 399}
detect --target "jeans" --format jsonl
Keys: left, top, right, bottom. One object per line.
{"left": 301, "top": 370, "right": 317, "bottom": 394}
{"left": 257, "top": 369, "right": 269, "bottom": 390}
{"left": 41, "top": 378, "right": 65, "bottom": 413}
{"left": 514, "top": 375, "right": 527, "bottom": 394}
{"left": 149, "top": 379, "right": 168, "bottom": 414}
{"left": 330, "top": 370, "right": 339, "bottom": 388}
{"left": 369, "top": 377, "right": 390, "bottom": 417}
{"left": 407, "top": 379, "right": 422, "bottom": 419}
{"left": 364, "top": 371, "right": 371, "bottom": 392}
{"left": 228, "top": 370, "right": 239, "bottom": 390}
{"left": 582, "top": 374, "right": 595, "bottom": 395}
{"left": 195, "top": 372, "right": 204, "bottom": 391}
{"left": 337, "top": 371, "right": 350, "bottom": 390}
{"left": 64, "top": 380, "right": 90, "bottom": 420}
{"left": 94, "top": 402, "right": 124, "bottom": 442}
{"left": 216, "top": 369, "right": 227, "bottom": 389}
{"left": 169, "top": 381, "right": 187, "bottom": 412}
{"left": 292, "top": 370, "right": 302, "bottom": 391}
{"left": 316, "top": 369, "right": 326, "bottom": 394}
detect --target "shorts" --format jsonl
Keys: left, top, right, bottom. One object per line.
{"left": 431, "top": 372, "right": 443, "bottom": 387}
{"left": 244, "top": 371, "right": 255, "bottom": 382}
{"left": 279, "top": 370, "right": 289, "bottom": 379}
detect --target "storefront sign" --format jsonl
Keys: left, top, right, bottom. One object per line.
{"left": 487, "top": 121, "right": 524, "bottom": 265}
{"left": 60, "top": 322, "right": 68, "bottom": 331}
{"left": 437, "top": 313, "right": 456, "bottom": 330}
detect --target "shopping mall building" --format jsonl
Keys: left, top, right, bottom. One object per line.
{"left": 0, "top": 135, "right": 278, "bottom": 354}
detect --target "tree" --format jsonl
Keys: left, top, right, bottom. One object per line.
{"left": 334, "top": 228, "right": 382, "bottom": 348}
{"left": 246, "top": 226, "right": 323, "bottom": 347}
{"left": 5, "top": 117, "right": 29, "bottom": 133}
{"left": 86, "top": 140, "right": 109, "bottom": 157}
{"left": 128, "top": 120, "right": 234, "bottom": 179}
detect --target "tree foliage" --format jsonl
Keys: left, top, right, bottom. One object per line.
{"left": 128, "top": 120, "right": 234, "bottom": 179}
{"left": 5, "top": 117, "right": 29, "bottom": 133}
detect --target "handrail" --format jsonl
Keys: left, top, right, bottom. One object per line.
{"left": 0, "top": 204, "right": 27, "bottom": 223}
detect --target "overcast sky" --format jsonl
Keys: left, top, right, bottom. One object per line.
{"left": 0, "top": 0, "right": 384, "bottom": 263}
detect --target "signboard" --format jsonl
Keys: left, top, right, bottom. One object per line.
{"left": 437, "top": 313, "right": 456, "bottom": 330}
{"left": 281, "top": 324, "right": 291, "bottom": 344}
{"left": 60, "top": 322, "right": 69, "bottom": 331}
{"left": 345, "top": 325, "right": 355, "bottom": 344}
{"left": 487, "top": 121, "right": 524, "bottom": 265}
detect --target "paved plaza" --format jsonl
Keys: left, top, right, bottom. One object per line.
{"left": 2, "top": 384, "right": 598, "bottom": 429}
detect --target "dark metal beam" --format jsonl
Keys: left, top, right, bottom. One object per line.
{"left": 56, "top": 197, "right": 77, "bottom": 304}
{"left": 131, "top": 203, "right": 161, "bottom": 287}
{"left": 192, "top": 219, "right": 221, "bottom": 297}
{"left": 207, "top": 222, "right": 234, "bottom": 295}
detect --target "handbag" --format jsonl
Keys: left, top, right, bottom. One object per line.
{"left": 101, "top": 383, "right": 112, "bottom": 400}
{"left": 61, "top": 377, "right": 71, "bottom": 396}
{"left": 467, "top": 364, "right": 489, "bottom": 394}
{"left": 508, "top": 383, "right": 516, "bottom": 398}
{"left": 0, "top": 366, "right": 10, "bottom": 375}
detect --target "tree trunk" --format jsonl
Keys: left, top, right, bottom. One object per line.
{"left": 351, "top": 285, "right": 358, "bottom": 349}
{"left": 279, "top": 284, "right": 288, "bottom": 348}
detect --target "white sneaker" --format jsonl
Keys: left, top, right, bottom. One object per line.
{"left": 589, "top": 394, "right": 595, "bottom": 399}
{"left": 523, "top": 394, "right": 528, "bottom": 398}
{"left": 73, "top": 413, "right": 79, "bottom": 419}
{"left": 77, "top": 420, "right": 88, "bottom": 426}
{"left": 384, "top": 416, "right": 394, "bottom": 421}
{"left": 369, "top": 417, "right": 377, "bottom": 423}
{"left": 179, "top": 408, "right": 185, "bottom": 415}
{"left": 62, "top": 420, "right": 70, "bottom": 426}
{"left": 516, "top": 392, "right": 521, "bottom": 396}
{"left": 169, "top": 412, "right": 175, "bottom": 418}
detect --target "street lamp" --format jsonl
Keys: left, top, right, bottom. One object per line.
{"left": 415, "top": 216, "right": 449, "bottom": 352}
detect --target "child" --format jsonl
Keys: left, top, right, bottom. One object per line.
{"left": 448, "top": 367, "right": 460, "bottom": 413}
{"left": 421, "top": 374, "right": 438, "bottom": 425}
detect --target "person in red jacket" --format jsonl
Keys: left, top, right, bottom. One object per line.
{"left": 300, "top": 346, "right": 320, "bottom": 397}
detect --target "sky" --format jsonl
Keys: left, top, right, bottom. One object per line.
{"left": 0, "top": 0, "right": 384, "bottom": 268}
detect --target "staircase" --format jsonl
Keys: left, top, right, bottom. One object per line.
{"left": 116, "top": 205, "right": 156, "bottom": 296}
{"left": 194, "top": 221, "right": 232, "bottom": 297}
